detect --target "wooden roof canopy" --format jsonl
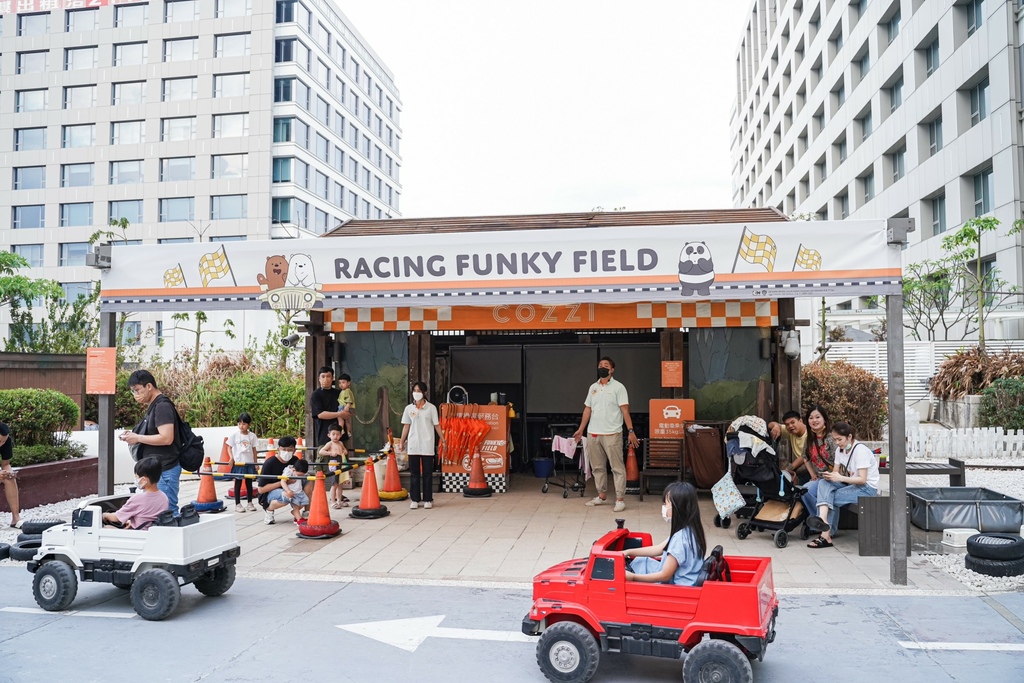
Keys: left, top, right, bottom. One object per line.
{"left": 323, "top": 208, "right": 787, "bottom": 237}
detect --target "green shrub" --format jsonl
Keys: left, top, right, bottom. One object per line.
{"left": 0, "top": 389, "right": 80, "bottom": 446}
{"left": 980, "top": 377, "right": 1024, "bottom": 431}
{"left": 10, "top": 442, "right": 87, "bottom": 467}
{"left": 801, "top": 360, "right": 888, "bottom": 440}
{"left": 216, "top": 371, "right": 306, "bottom": 438}
{"left": 83, "top": 369, "right": 146, "bottom": 429}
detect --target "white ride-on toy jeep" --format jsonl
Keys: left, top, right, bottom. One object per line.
{"left": 26, "top": 494, "right": 241, "bottom": 621}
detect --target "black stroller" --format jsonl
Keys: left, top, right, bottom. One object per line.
{"left": 724, "top": 416, "right": 809, "bottom": 548}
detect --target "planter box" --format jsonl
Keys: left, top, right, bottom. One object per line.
{"left": 908, "top": 487, "right": 1024, "bottom": 533}
{"left": 0, "top": 456, "right": 97, "bottom": 512}
{"left": 935, "top": 396, "right": 982, "bottom": 429}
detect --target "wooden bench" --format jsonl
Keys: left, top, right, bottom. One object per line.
{"left": 879, "top": 457, "right": 966, "bottom": 487}
{"left": 639, "top": 438, "right": 683, "bottom": 501}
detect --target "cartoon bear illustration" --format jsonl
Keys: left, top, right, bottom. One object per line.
{"left": 286, "top": 254, "right": 317, "bottom": 288}
{"left": 257, "top": 255, "right": 289, "bottom": 290}
{"left": 677, "top": 242, "right": 715, "bottom": 296}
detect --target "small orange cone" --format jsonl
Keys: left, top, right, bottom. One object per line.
{"left": 463, "top": 449, "right": 493, "bottom": 497}
{"left": 296, "top": 471, "right": 341, "bottom": 539}
{"left": 296, "top": 436, "right": 306, "bottom": 459}
{"left": 351, "top": 457, "right": 389, "bottom": 518}
{"left": 217, "top": 437, "right": 232, "bottom": 473}
{"left": 266, "top": 437, "right": 277, "bottom": 461}
{"left": 625, "top": 443, "right": 640, "bottom": 495}
{"left": 379, "top": 430, "right": 409, "bottom": 501}
{"left": 193, "top": 457, "right": 226, "bottom": 512}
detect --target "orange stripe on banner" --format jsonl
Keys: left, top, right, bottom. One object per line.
{"left": 317, "top": 274, "right": 671, "bottom": 292}
{"left": 713, "top": 268, "right": 900, "bottom": 282}
{"left": 102, "top": 286, "right": 263, "bottom": 297}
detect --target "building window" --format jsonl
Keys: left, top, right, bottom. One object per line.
{"left": 13, "top": 206, "right": 45, "bottom": 229}
{"left": 161, "top": 117, "right": 196, "bottom": 141}
{"left": 164, "top": 37, "right": 198, "bottom": 62}
{"left": 974, "top": 168, "right": 993, "bottom": 216}
{"left": 15, "top": 128, "right": 47, "bottom": 151}
{"left": 275, "top": 37, "right": 295, "bottom": 62}
{"left": 158, "top": 237, "right": 194, "bottom": 245}
{"left": 60, "top": 203, "right": 93, "bottom": 227}
{"left": 970, "top": 77, "right": 989, "bottom": 125}
{"left": 274, "top": 77, "right": 294, "bottom": 102}
{"left": 17, "top": 51, "right": 48, "bottom": 74}
{"left": 886, "top": 9, "right": 901, "bottom": 44}
{"left": 316, "top": 96, "right": 330, "bottom": 126}
{"left": 61, "top": 282, "right": 94, "bottom": 303}
{"left": 62, "top": 124, "right": 95, "bottom": 148}
{"left": 216, "top": 33, "right": 251, "bottom": 57}
{"left": 18, "top": 12, "right": 48, "bottom": 35}
{"left": 925, "top": 39, "right": 939, "bottom": 76}
{"left": 212, "top": 154, "right": 248, "bottom": 179}
{"left": 160, "top": 157, "right": 196, "bottom": 182}
{"left": 316, "top": 171, "right": 329, "bottom": 199}
{"left": 13, "top": 244, "right": 45, "bottom": 268}
{"left": 114, "top": 42, "right": 147, "bottom": 66}
{"left": 272, "top": 197, "right": 292, "bottom": 223}
{"left": 294, "top": 160, "right": 308, "bottom": 188}
{"left": 59, "top": 242, "right": 90, "bottom": 267}
{"left": 162, "top": 77, "right": 197, "bottom": 101}
{"left": 928, "top": 117, "right": 943, "bottom": 156}
{"left": 862, "top": 171, "right": 875, "bottom": 202}
{"left": 315, "top": 209, "right": 329, "bottom": 233}
{"left": 316, "top": 134, "right": 330, "bottom": 162}
{"left": 61, "top": 163, "right": 94, "bottom": 188}
{"left": 210, "top": 195, "right": 247, "bottom": 220}
{"left": 213, "top": 113, "right": 249, "bottom": 138}
{"left": 64, "top": 84, "right": 96, "bottom": 109}
{"left": 216, "top": 0, "right": 251, "bottom": 18}
{"left": 856, "top": 51, "right": 870, "bottom": 78}
{"left": 120, "top": 321, "right": 143, "bottom": 346}
{"left": 273, "top": 117, "right": 293, "bottom": 142}
{"left": 16, "top": 90, "right": 47, "bottom": 113}
{"left": 860, "top": 112, "right": 873, "bottom": 140}
{"left": 13, "top": 167, "right": 46, "bottom": 190}
{"left": 159, "top": 197, "right": 195, "bottom": 222}
{"left": 276, "top": 0, "right": 295, "bottom": 23}
{"left": 111, "top": 120, "right": 145, "bottom": 145}
{"left": 931, "top": 195, "right": 947, "bottom": 235}
{"left": 272, "top": 157, "right": 292, "bottom": 183}
{"left": 116, "top": 3, "right": 148, "bottom": 27}
{"left": 214, "top": 73, "right": 249, "bottom": 98}
{"left": 890, "top": 147, "right": 906, "bottom": 183}
{"left": 165, "top": 0, "right": 199, "bottom": 23}
{"left": 112, "top": 82, "right": 146, "bottom": 106}
{"left": 838, "top": 194, "right": 849, "bottom": 219}
{"left": 110, "top": 200, "right": 144, "bottom": 225}
{"left": 65, "top": 46, "right": 97, "bottom": 70}
{"left": 966, "top": 0, "right": 983, "bottom": 37}
{"left": 110, "top": 160, "right": 144, "bottom": 185}
{"left": 211, "top": 236, "right": 246, "bottom": 243}
{"left": 889, "top": 76, "right": 903, "bottom": 113}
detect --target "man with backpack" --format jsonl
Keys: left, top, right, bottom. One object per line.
{"left": 121, "top": 370, "right": 182, "bottom": 513}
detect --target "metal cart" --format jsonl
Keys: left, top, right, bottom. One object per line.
{"left": 539, "top": 423, "right": 587, "bottom": 498}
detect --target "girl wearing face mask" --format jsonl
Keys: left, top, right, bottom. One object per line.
{"left": 622, "top": 481, "right": 707, "bottom": 585}
{"left": 398, "top": 382, "right": 445, "bottom": 510}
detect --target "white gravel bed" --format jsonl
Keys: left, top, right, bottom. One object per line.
{"left": 922, "top": 552, "right": 1024, "bottom": 593}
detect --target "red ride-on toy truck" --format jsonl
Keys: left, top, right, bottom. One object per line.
{"left": 522, "top": 519, "right": 778, "bottom": 683}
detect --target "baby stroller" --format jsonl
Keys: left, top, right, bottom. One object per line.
{"left": 724, "top": 416, "right": 809, "bottom": 548}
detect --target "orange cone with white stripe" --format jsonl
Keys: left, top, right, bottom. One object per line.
{"left": 217, "top": 437, "right": 232, "bottom": 473}
{"left": 351, "top": 457, "right": 389, "bottom": 519}
{"left": 193, "top": 457, "right": 226, "bottom": 512}
{"left": 463, "top": 449, "right": 493, "bottom": 497}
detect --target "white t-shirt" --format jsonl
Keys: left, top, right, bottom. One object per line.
{"left": 835, "top": 441, "right": 879, "bottom": 490}
{"left": 402, "top": 401, "right": 440, "bottom": 456}
{"left": 228, "top": 430, "right": 259, "bottom": 464}
{"left": 282, "top": 465, "right": 304, "bottom": 494}
{"left": 584, "top": 377, "right": 629, "bottom": 435}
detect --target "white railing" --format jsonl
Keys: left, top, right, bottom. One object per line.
{"left": 905, "top": 427, "right": 1024, "bottom": 461}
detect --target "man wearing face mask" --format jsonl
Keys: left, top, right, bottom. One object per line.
{"left": 573, "top": 356, "right": 640, "bottom": 513}
{"left": 257, "top": 435, "right": 298, "bottom": 525}
{"left": 310, "top": 366, "right": 345, "bottom": 449}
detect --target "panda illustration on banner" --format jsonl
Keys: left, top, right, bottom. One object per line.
{"left": 677, "top": 242, "right": 715, "bottom": 296}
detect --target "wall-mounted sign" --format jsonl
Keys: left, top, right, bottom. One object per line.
{"left": 85, "top": 347, "right": 116, "bottom": 395}
{"left": 661, "top": 361, "right": 684, "bottom": 387}
{"left": 648, "top": 399, "right": 695, "bottom": 438}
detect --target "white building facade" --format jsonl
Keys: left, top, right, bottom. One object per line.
{"left": 732, "top": 0, "right": 1024, "bottom": 341}
{"left": 0, "top": 0, "right": 402, "bottom": 351}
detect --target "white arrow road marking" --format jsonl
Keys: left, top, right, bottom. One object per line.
{"left": 1, "top": 606, "right": 136, "bottom": 619}
{"left": 337, "top": 615, "right": 535, "bottom": 652}
{"left": 899, "top": 641, "right": 1024, "bottom": 652}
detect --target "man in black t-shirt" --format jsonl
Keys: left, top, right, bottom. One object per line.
{"left": 309, "top": 366, "right": 345, "bottom": 448}
{"left": 121, "top": 370, "right": 180, "bottom": 513}
{"left": 0, "top": 422, "right": 21, "bottom": 528}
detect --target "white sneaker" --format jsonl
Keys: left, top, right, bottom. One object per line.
{"left": 585, "top": 497, "right": 609, "bottom": 506}
{"left": 613, "top": 500, "right": 626, "bottom": 512}
{"left": 424, "top": 501, "right": 433, "bottom": 509}
{"left": 263, "top": 510, "right": 275, "bottom": 525}
{"left": 410, "top": 501, "right": 419, "bottom": 509}
{"left": 235, "top": 504, "right": 244, "bottom": 512}
{"left": 246, "top": 503, "right": 257, "bottom": 512}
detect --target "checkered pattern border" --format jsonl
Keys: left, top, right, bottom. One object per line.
{"left": 332, "top": 306, "right": 453, "bottom": 332}
{"left": 441, "top": 472, "right": 507, "bottom": 493}
{"left": 634, "top": 301, "right": 776, "bottom": 328}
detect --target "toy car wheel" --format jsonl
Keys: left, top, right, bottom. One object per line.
{"left": 193, "top": 564, "right": 236, "bottom": 597}
{"left": 542, "top": 484, "right": 549, "bottom": 494}
{"left": 736, "top": 523, "right": 750, "bottom": 540}
{"left": 682, "top": 638, "right": 753, "bottom": 683}
{"left": 0, "top": 543, "right": 10, "bottom": 561}
{"left": 966, "top": 533, "right": 1024, "bottom": 562}
{"left": 774, "top": 530, "right": 788, "bottom": 548}
{"left": 33, "top": 561, "right": 78, "bottom": 612}
{"left": 17, "top": 533, "right": 42, "bottom": 543}
{"left": 8, "top": 539, "right": 42, "bottom": 562}
{"left": 536, "top": 621, "right": 600, "bottom": 683}
{"left": 130, "top": 568, "right": 181, "bottom": 621}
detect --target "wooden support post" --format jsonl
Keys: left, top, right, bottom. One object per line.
{"left": 303, "top": 310, "right": 328, "bottom": 445}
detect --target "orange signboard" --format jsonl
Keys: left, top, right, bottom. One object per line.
{"left": 86, "top": 347, "right": 117, "bottom": 395}
{"left": 648, "top": 399, "right": 695, "bottom": 438}
{"left": 441, "top": 405, "right": 509, "bottom": 475}
{"left": 661, "top": 361, "right": 684, "bottom": 387}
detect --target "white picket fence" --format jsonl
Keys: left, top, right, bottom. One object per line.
{"left": 906, "top": 427, "right": 1024, "bottom": 461}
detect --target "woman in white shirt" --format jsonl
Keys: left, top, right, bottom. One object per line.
{"left": 806, "top": 421, "right": 879, "bottom": 548}
{"left": 398, "top": 382, "right": 445, "bottom": 510}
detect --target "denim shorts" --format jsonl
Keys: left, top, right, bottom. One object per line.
{"left": 265, "top": 489, "right": 289, "bottom": 504}
{"left": 289, "top": 491, "right": 310, "bottom": 507}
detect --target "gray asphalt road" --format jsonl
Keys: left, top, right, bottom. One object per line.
{"left": 0, "top": 567, "right": 1021, "bottom": 682}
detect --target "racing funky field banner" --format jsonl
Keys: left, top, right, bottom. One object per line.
{"left": 98, "top": 220, "right": 901, "bottom": 313}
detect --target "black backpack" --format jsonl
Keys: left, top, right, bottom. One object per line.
{"left": 174, "top": 412, "right": 206, "bottom": 473}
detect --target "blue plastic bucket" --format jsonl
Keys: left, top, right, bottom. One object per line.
{"left": 532, "top": 458, "right": 554, "bottom": 478}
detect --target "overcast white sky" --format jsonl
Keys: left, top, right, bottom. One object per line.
{"left": 341, "top": 1, "right": 752, "bottom": 219}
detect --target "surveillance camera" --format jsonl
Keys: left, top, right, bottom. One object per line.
{"left": 783, "top": 330, "right": 801, "bottom": 360}
{"left": 281, "top": 333, "right": 301, "bottom": 348}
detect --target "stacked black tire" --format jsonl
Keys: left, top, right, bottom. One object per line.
{"left": 5, "top": 519, "right": 65, "bottom": 562}
{"left": 964, "top": 533, "right": 1024, "bottom": 577}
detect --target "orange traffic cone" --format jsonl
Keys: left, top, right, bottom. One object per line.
{"left": 266, "top": 437, "right": 277, "bottom": 461}
{"left": 193, "top": 457, "right": 226, "bottom": 512}
{"left": 379, "top": 449, "right": 409, "bottom": 501}
{"left": 463, "top": 449, "right": 493, "bottom": 497}
{"left": 296, "top": 436, "right": 306, "bottom": 459}
{"left": 296, "top": 471, "right": 341, "bottom": 539}
{"left": 217, "top": 437, "right": 232, "bottom": 473}
{"left": 625, "top": 443, "right": 640, "bottom": 495}
{"left": 350, "top": 457, "right": 389, "bottom": 518}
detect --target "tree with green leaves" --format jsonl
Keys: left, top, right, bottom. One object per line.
{"left": 170, "top": 311, "right": 236, "bottom": 373}
{"left": 5, "top": 281, "right": 101, "bottom": 354}
{"left": 0, "top": 252, "right": 61, "bottom": 310}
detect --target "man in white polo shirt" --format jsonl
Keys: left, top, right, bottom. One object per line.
{"left": 573, "top": 356, "right": 641, "bottom": 512}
